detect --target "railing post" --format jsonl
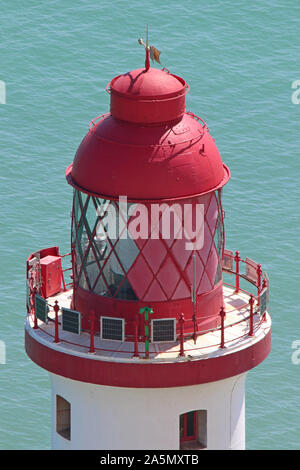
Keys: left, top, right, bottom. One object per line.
{"left": 234, "top": 251, "right": 240, "bottom": 294}
{"left": 261, "top": 278, "right": 268, "bottom": 322}
{"left": 179, "top": 313, "right": 185, "bottom": 357}
{"left": 89, "top": 309, "right": 95, "bottom": 354}
{"left": 32, "top": 286, "right": 38, "bottom": 329}
{"left": 61, "top": 267, "right": 66, "bottom": 292}
{"left": 249, "top": 295, "right": 255, "bottom": 336}
{"left": 53, "top": 300, "right": 60, "bottom": 343}
{"left": 192, "top": 312, "right": 197, "bottom": 344}
{"left": 262, "top": 311, "right": 267, "bottom": 322}
{"left": 133, "top": 314, "right": 139, "bottom": 358}
{"left": 256, "top": 264, "right": 262, "bottom": 305}
{"left": 220, "top": 306, "right": 226, "bottom": 348}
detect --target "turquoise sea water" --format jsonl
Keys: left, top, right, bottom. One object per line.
{"left": 0, "top": 0, "right": 300, "bottom": 449}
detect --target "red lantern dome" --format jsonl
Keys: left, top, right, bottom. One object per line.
{"left": 66, "top": 67, "right": 230, "bottom": 201}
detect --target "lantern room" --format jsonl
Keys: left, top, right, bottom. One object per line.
{"left": 65, "top": 65, "right": 230, "bottom": 335}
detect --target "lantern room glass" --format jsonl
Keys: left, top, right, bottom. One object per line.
{"left": 71, "top": 190, "right": 224, "bottom": 301}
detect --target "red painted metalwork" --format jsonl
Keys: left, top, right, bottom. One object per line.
{"left": 261, "top": 278, "right": 268, "bottom": 321}
{"left": 220, "top": 306, "right": 226, "bottom": 348}
{"left": 25, "top": 326, "right": 271, "bottom": 388}
{"left": 67, "top": 133, "right": 229, "bottom": 203}
{"left": 66, "top": 162, "right": 230, "bottom": 203}
{"left": 74, "top": 283, "right": 223, "bottom": 337}
{"left": 192, "top": 312, "right": 197, "bottom": 344}
{"left": 27, "top": 246, "right": 269, "bottom": 355}
{"left": 89, "top": 310, "right": 95, "bottom": 354}
{"left": 249, "top": 295, "right": 255, "bottom": 336}
{"left": 88, "top": 114, "right": 108, "bottom": 133}
{"left": 70, "top": 189, "right": 225, "bottom": 334}
{"left": 109, "top": 67, "right": 186, "bottom": 124}
{"left": 35, "top": 307, "right": 266, "bottom": 358}
{"left": 28, "top": 247, "right": 267, "bottom": 337}
{"left": 27, "top": 252, "right": 267, "bottom": 384}
{"left": 234, "top": 251, "right": 240, "bottom": 293}
{"left": 64, "top": 66, "right": 232, "bottom": 341}
{"left": 26, "top": 247, "right": 68, "bottom": 302}
{"left": 39, "top": 255, "right": 62, "bottom": 298}
{"left": 180, "top": 411, "right": 197, "bottom": 442}
{"left": 67, "top": 66, "right": 230, "bottom": 201}
{"left": 53, "top": 300, "right": 60, "bottom": 343}
{"left": 256, "top": 264, "right": 262, "bottom": 305}
{"left": 133, "top": 314, "right": 139, "bottom": 358}
{"left": 32, "top": 286, "right": 38, "bottom": 330}
{"left": 179, "top": 313, "right": 185, "bottom": 357}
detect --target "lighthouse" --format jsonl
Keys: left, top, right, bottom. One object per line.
{"left": 25, "top": 40, "right": 271, "bottom": 450}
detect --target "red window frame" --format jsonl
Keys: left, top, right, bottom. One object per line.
{"left": 180, "top": 411, "right": 197, "bottom": 442}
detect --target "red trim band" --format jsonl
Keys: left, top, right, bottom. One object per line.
{"left": 65, "top": 163, "right": 231, "bottom": 203}
{"left": 25, "top": 326, "right": 271, "bottom": 388}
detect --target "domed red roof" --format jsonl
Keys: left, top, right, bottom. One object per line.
{"left": 111, "top": 67, "right": 185, "bottom": 97}
{"left": 109, "top": 67, "right": 188, "bottom": 124}
{"left": 66, "top": 111, "right": 230, "bottom": 201}
{"left": 66, "top": 65, "right": 229, "bottom": 200}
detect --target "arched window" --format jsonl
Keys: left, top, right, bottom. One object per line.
{"left": 179, "top": 410, "right": 207, "bottom": 449}
{"left": 56, "top": 395, "right": 71, "bottom": 440}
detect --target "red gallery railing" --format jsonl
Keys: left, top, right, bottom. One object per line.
{"left": 60, "top": 251, "right": 74, "bottom": 291}
{"left": 26, "top": 249, "right": 269, "bottom": 358}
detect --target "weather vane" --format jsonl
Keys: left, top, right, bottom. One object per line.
{"left": 138, "top": 25, "right": 161, "bottom": 70}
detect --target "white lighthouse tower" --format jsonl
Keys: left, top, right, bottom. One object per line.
{"left": 25, "top": 43, "right": 271, "bottom": 450}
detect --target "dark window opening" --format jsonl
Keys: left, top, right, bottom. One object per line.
{"left": 56, "top": 395, "right": 71, "bottom": 440}
{"left": 179, "top": 410, "right": 207, "bottom": 449}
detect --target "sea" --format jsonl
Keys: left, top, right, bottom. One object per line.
{"left": 0, "top": 0, "right": 299, "bottom": 450}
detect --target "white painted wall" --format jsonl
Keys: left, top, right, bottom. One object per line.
{"left": 50, "top": 372, "right": 246, "bottom": 450}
